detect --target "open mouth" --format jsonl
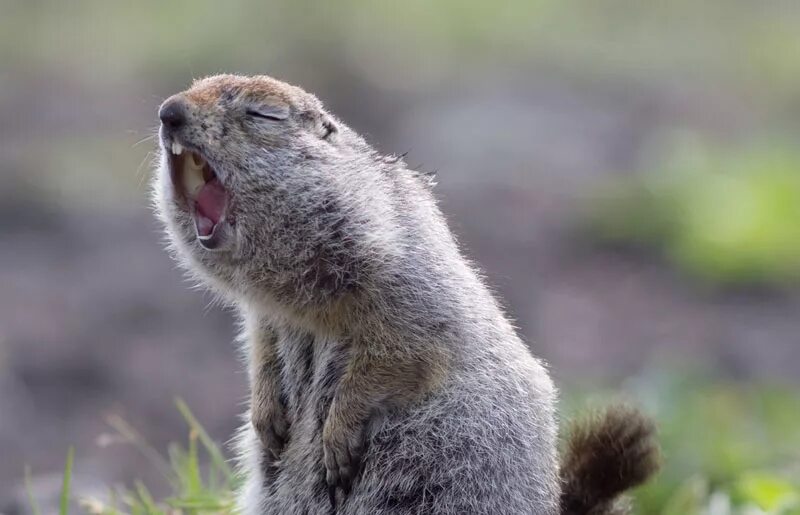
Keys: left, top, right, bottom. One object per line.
{"left": 168, "top": 142, "right": 230, "bottom": 250}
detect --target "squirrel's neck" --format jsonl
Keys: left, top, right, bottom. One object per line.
{"left": 241, "top": 165, "right": 514, "bottom": 348}
{"left": 244, "top": 231, "right": 512, "bottom": 356}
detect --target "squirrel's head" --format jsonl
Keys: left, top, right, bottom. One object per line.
{"left": 153, "top": 74, "right": 414, "bottom": 315}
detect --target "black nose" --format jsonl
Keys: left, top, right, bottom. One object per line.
{"left": 159, "top": 97, "right": 187, "bottom": 130}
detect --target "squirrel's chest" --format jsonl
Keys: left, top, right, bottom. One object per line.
{"left": 275, "top": 329, "right": 350, "bottom": 428}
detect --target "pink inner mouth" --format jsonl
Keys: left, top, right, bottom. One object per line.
{"left": 195, "top": 177, "right": 227, "bottom": 237}
{"left": 168, "top": 146, "right": 229, "bottom": 242}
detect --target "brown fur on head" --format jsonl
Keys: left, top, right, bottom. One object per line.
{"left": 560, "top": 405, "right": 662, "bottom": 515}
{"left": 153, "top": 75, "right": 401, "bottom": 320}
{"left": 185, "top": 75, "right": 311, "bottom": 108}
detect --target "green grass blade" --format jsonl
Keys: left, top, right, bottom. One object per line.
{"left": 60, "top": 447, "right": 74, "bottom": 515}
{"left": 174, "top": 397, "right": 236, "bottom": 484}
{"left": 132, "top": 480, "right": 163, "bottom": 515}
{"left": 186, "top": 429, "right": 204, "bottom": 495}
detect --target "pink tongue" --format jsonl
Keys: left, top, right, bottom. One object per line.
{"left": 195, "top": 178, "right": 226, "bottom": 237}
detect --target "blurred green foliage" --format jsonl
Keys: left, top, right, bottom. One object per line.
{"left": 589, "top": 140, "right": 800, "bottom": 288}
{"left": 640, "top": 378, "right": 799, "bottom": 514}
{"left": 3, "top": 0, "right": 799, "bottom": 99}
{"left": 564, "top": 373, "right": 800, "bottom": 514}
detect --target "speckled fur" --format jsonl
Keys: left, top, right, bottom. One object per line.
{"left": 152, "top": 74, "right": 649, "bottom": 515}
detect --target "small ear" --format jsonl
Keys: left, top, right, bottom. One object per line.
{"left": 319, "top": 114, "right": 338, "bottom": 140}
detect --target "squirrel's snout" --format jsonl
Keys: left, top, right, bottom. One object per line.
{"left": 159, "top": 96, "right": 188, "bottom": 131}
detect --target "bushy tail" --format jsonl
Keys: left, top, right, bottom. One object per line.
{"left": 559, "top": 405, "right": 661, "bottom": 515}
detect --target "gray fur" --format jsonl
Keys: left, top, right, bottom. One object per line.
{"left": 153, "top": 75, "right": 560, "bottom": 514}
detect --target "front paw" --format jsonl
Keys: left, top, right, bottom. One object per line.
{"left": 322, "top": 411, "right": 367, "bottom": 501}
{"left": 252, "top": 406, "right": 289, "bottom": 462}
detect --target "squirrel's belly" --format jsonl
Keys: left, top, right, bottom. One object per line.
{"left": 239, "top": 368, "right": 560, "bottom": 515}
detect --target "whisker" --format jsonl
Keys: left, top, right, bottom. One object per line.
{"left": 136, "top": 150, "right": 155, "bottom": 190}
{"left": 133, "top": 134, "right": 157, "bottom": 148}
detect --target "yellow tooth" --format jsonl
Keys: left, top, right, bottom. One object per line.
{"left": 183, "top": 157, "right": 205, "bottom": 196}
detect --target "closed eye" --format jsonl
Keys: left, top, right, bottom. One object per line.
{"left": 245, "top": 106, "right": 289, "bottom": 121}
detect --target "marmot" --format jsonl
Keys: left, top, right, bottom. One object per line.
{"left": 153, "top": 74, "right": 659, "bottom": 515}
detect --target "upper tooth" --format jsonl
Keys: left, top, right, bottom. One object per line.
{"left": 171, "top": 142, "right": 183, "bottom": 155}
{"left": 183, "top": 158, "right": 205, "bottom": 196}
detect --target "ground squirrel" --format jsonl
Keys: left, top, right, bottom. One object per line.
{"left": 153, "top": 74, "right": 659, "bottom": 514}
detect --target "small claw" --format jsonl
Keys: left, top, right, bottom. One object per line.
{"left": 322, "top": 412, "right": 370, "bottom": 509}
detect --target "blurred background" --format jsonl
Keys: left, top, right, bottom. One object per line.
{"left": 1, "top": 1, "right": 799, "bottom": 513}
